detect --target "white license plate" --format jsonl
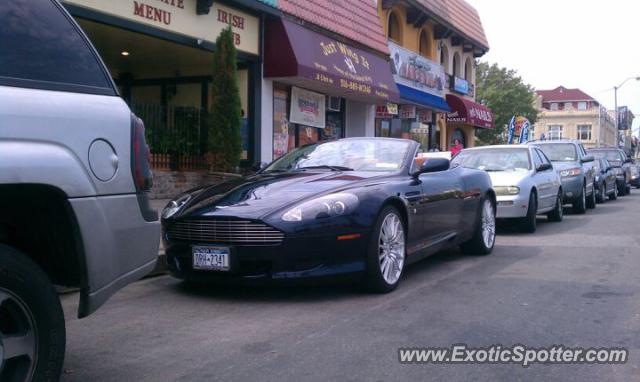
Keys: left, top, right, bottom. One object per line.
{"left": 192, "top": 246, "right": 230, "bottom": 271}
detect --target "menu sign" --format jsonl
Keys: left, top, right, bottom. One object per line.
{"left": 290, "top": 87, "right": 326, "bottom": 129}
{"left": 388, "top": 41, "right": 446, "bottom": 98}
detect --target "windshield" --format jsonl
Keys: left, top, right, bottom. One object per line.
{"left": 263, "top": 139, "right": 411, "bottom": 173}
{"left": 452, "top": 148, "right": 531, "bottom": 172}
{"left": 535, "top": 144, "right": 577, "bottom": 161}
{"left": 590, "top": 150, "right": 622, "bottom": 163}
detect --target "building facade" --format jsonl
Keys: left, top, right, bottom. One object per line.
{"left": 533, "top": 86, "right": 617, "bottom": 148}
{"left": 377, "top": 0, "right": 493, "bottom": 151}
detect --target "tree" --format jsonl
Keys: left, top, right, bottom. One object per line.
{"left": 474, "top": 62, "right": 539, "bottom": 145}
{"left": 208, "top": 26, "right": 242, "bottom": 172}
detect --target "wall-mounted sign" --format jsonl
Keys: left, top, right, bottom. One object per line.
{"left": 290, "top": 87, "right": 326, "bottom": 129}
{"left": 62, "top": 0, "right": 260, "bottom": 55}
{"left": 375, "top": 103, "right": 398, "bottom": 118}
{"left": 452, "top": 77, "right": 469, "bottom": 95}
{"left": 416, "top": 109, "right": 432, "bottom": 123}
{"left": 388, "top": 41, "right": 446, "bottom": 98}
{"left": 386, "top": 103, "right": 398, "bottom": 115}
{"left": 400, "top": 105, "right": 416, "bottom": 119}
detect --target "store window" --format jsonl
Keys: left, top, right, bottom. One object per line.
{"left": 272, "top": 85, "right": 344, "bottom": 159}
{"left": 388, "top": 12, "right": 401, "bottom": 43}
{"left": 548, "top": 125, "right": 563, "bottom": 140}
{"left": 577, "top": 124, "right": 592, "bottom": 141}
{"left": 449, "top": 128, "right": 466, "bottom": 148}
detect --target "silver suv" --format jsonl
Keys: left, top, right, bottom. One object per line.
{"left": 0, "top": 1, "right": 159, "bottom": 380}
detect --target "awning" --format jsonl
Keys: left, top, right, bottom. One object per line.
{"left": 446, "top": 94, "right": 494, "bottom": 129}
{"left": 398, "top": 84, "right": 450, "bottom": 112}
{"left": 264, "top": 19, "right": 399, "bottom": 103}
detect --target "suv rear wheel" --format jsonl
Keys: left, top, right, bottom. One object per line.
{"left": 0, "top": 245, "right": 65, "bottom": 382}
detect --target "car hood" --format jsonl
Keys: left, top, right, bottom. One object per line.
{"left": 487, "top": 171, "right": 530, "bottom": 187}
{"left": 550, "top": 161, "right": 581, "bottom": 171}
{"left": 171, "top": 171, "right": 385, "bottom": 220}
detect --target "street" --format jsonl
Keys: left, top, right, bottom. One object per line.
{"left": 58, "top": 192, "right": 640, "bottom": 381}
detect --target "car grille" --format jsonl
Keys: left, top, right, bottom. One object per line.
{"left": 165, "top": 219, "right": 284, "bottom": 246}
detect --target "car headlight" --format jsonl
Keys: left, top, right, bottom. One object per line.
{"left": 494, "top": 186, "right": 520, "bottom": 196}
{"left": 282, "top": 193, "right": 359, "bottom": 222}
{"left": 559, "top": 168, "right": 582, "bottom": 177}
{"left": 161, "top": 193, "right": 191, "bottom": 219}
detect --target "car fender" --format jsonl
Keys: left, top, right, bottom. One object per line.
{"left": 0, "top": 140, "right": 97, "bottom": 197}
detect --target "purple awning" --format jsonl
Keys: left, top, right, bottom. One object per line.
{"left": 264, "top": 19, "right": 399, "bottom": 103}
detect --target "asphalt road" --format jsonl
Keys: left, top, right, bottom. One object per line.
{"left": 60, "top": 191, "right": 640, "bottom": 381}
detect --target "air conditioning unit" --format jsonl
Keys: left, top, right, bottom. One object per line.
{"left": 327, "top": 96, "right": 341, "bottom": 112}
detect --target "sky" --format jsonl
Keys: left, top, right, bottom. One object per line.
{"left": 465, "top": 0, "right": 640, "bottom": 135}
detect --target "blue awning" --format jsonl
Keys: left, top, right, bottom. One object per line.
{"left": 397, "top": 84, "right": 450, "bottom": 112}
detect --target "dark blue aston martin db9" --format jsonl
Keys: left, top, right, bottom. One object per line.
{"left": 161, "top": 138, "right": 496, "bottom": 292}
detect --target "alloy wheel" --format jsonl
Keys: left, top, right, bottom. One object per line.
{"left": 378, "top": 213, "right": 405, "bottom": 285}
{"left": 481, "top": 199, "right": 496, "bottom": 248}
{"left": 0, "top": 288, "right": 38, "bottom": 382}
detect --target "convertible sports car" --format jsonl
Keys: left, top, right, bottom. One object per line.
{"left": 161, "top": 138, "right": 496, "bottom": 292}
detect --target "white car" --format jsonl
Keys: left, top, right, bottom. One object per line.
{"left": 451, "top": 145, "right": 563, "bottom": 233}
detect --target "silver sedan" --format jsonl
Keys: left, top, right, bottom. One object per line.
{"left": 451, "top": 145, "right": 563, "bottom": 233}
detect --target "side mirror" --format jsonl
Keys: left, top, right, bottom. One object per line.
{"left": 252, "top": 161, "right": 267, "bottom": 173}
{"left": 413, "top": 158, "right": 450, "bottom": 178}
{"left": 581, "top": 155, "right": 594, "bottom": 163}
{"left": 536, "top": 163, "right": 552, "bottom": 172}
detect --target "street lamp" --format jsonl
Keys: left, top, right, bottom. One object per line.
{"left": 614, "top": 76, "right": 640, "bottom": 130}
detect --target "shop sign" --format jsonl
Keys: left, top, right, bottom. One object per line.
{"left": 386, "top": 103, "right": 398, "bottom": 115}
{"left": 376, "top": 103, "right": 398, "bottom": 118}
{"left": 290, "top": 87, "right": 326, "bottom": 129}
{"left": 453, "top": 77, "right": 469, "bottom": 95}
{"left": 388, "top": 41, "right": 446, "bottom": 98}
{"left": 400, "top": 105, "right": 416, "bottom": 119}
{"left": 62, "top": 0, "right": 259, "bottom": 55}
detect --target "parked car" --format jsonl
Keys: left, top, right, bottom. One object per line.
{"left": 0, "top": 1, "right": 160, "bottom": 381}
{"left": 162, "top": 138, "right": 496, "bottom": 292}
{"left": 629, "top": 160, "right": 640, "bottom": 188}
{"left": 451, "top": 145, "right": 563, "bottom": 233}
{"left": 588, "top": 147, "right": 633, "bottom": 195}
{"left": 529, "top": 140, "right": 596, "bottom": 213}
{"left": 592, "top": 158, "right": 618, "bottom": 202}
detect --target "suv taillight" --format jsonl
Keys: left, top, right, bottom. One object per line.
{"left": 131, "top": 114, "right": 153, "bottom": 191}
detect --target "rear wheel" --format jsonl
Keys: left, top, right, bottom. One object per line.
{"left": 0, "top": 245, "right": 65, "bottom": 382}
{"left": 547, "top": 190, "right": 564, "bottom": 222}
{"left": 520, "top": 191, "right": 537, "bottom": 233}
{"left": 460, "top": 197, "right": 495, "bottom": 256}
{"left": 586, "top": 184, "right": 596, "bottom": 209}
{"left": 618, "top": 179, "right": 627, "bottom": 196}
{"left": 363, "top": 206, "right": 406, "bottom": 293}
{"left": 573, "top": 185, "right": 587, "bottom": 214}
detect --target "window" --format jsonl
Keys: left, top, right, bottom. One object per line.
{"left": 452, "top": 53, "right": 461, "bottom": 77}
{"left": 577, "top": 101, "right": 587, "bottom": 110}
{"left": 548, "top": 125, "right": 563, "bottom": 140}
{"left": 550, "top": 103, "right": 558, "bottom": 111}
{"left": 388, "top": 12, "right": 401, "bottom": 43}
{"left": 464, "top": 58, "right": 473, "bottom": 81}
{"left": 536, "top": 149, "right": 552, "bottom": 165}
{"left": 440, "top": 44, "right": 449, "bottom": 69}
{"left": 419, "top": 29, "right": 430, "bottom": 58}
{"left": 564, "top": 102, "right": 572, "bottom": 110}
{"left": 577, "top": 125, "right": 592, "bottom": 141}
{"left": 0, "top": 0, "right": 113, "bottom": 93}
{"left": 532, "top": 149, "right": 543, "bottom": 168}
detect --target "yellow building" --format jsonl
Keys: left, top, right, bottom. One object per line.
{"left": 376, "top": 0, "right": 493, "bottom": 151}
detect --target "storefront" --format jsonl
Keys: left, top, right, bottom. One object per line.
{"left": 445, "top": 94, "right": 494, "bottom": 149}
{"left": 375, "top": 41, "right": 450, "bottom": 151}
{"left": 264, "top": 19, "right": 399, "bottom": 159}
{"left": 62, "top": 0, "right": 265, "bottom": 169}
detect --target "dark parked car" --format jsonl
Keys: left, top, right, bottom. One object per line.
{"left": 592, "top": 158, "right": 618, "bottom": 202}
{"left": 162, "top": 138, "right": 496, "bottom": 292}
{"left": 629, "top": 160, "right": 640, "bottom": 188}
{"left": 588, "top": 148, "right": 633, "bottom": 195}
{"left": 529, "top": 140, "right": 596, "bottom": 213}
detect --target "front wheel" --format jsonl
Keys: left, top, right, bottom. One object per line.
{"left": 609, "top": 183, "right": 619, "bottom": 200}
{"left": 547, "top": 190, "right": 564, "bottom": 222}
{"left": 363, "top": 206, "right": 406, "bottom": 293}
{"left": 573, "top": 185, "right": 587, "bottom": 214}
{"left": 0, "top": 245, "right": 65, "bottom": 382}
{"left": 596, "top": 182, "right": 605, "bottom": 204}
{"left": 519, "top": 191, "right": 537, "bottom": 233}
{"left": 460, "top": 197, "right": 495, "bottom": 256}
{"left": 586, "top": 184, "right": 596, "bottom": 209}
